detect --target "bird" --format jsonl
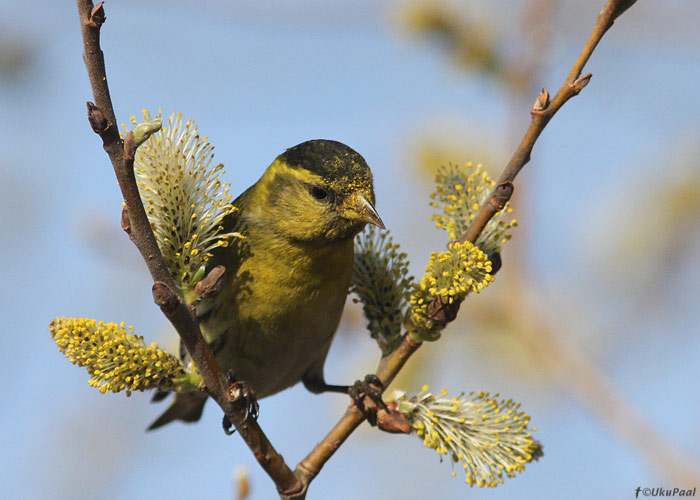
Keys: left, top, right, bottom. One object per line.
{"left": 148, "top": 139, "right": 384, "bottom": 430}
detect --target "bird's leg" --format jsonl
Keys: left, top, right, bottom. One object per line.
{"left": 302, "top": 376, "right": 350, "bottom": 395}
{"left": 304, "top": 373, "right": 387, "bottom": 426}
{"left": 222, "top": 370, "right": 259, "bottom": 435}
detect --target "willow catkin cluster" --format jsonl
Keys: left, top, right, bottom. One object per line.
{"left": 49, "top": 317, "right": 196, "bottom": 396}
{"left": 131, "top": 110, "right": 241, "bottom": 292}
{"left": 409, "top": 240, "right": 493, "bottom": 340}
{"left": 392, "top": 387, "right": 542, "bottom": 487}
{"left": 351, "top": 226, "right": 413, "bottom": 355}
{"left": 430, "top": 162, "right": 517, "bottom": 256}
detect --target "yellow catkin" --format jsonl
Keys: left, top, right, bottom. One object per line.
{"left": 429, "top": 163, "right": 517, "bottom": 255}
{"left": 131, "top": 110, "right": 242, "bottom": 291}
{"left": 49, "top": 317, "right": 187, "bottom": 395}
{"left": 409, "top": 241, "right": 494, "bottom": 337}
{"left": 396, "top": 389, "right": 542, "bottom": 488}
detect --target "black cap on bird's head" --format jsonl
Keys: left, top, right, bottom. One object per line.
{"left": 269, "top": 140, "right": 384, "bottom": 239}
{"left": 278, "top": 140, "right": 372, "bottom": 190}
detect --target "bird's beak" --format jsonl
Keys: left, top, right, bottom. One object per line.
{"left": 356, "top": 192, "right": 385, "bottom": 229}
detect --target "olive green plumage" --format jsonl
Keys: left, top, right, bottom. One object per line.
{"left": 148, "top": 139, "right": 383, "bottom": 430}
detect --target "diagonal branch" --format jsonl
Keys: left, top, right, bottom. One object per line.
{"left": 293, "top": 0, "right": 637, "bottom": 491}
{"left": 461, "top": 0, "right": 636, "bottom": 244}
{"left": 75, "top": 1, "right": 303, "bottom": 497}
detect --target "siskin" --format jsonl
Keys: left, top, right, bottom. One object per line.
{"left": 149, "top": 139, "right": 384, "bottom": 429}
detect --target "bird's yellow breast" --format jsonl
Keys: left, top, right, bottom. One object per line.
{"left": 199, "top": 224, "right": 354, "bottom": 397}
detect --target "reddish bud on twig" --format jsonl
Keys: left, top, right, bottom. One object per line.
{"left": 531, "top": 87, "right": 550, "bottom": 115}
{"left": 426, "top": 295, "right": 461, "bottom": 324}
{"left": 234, "top": 469, "right": 250, "bottom": 500}
{"left": 487, "top": 250, "right": 503, "bottom": 275}
{"left": 88, "top": 2, "right": 106, "bottom": 27}
{"left": 152, "top": 281, "right": 179, "bottom": 315}
{"left": 376, "top": 401, "right": 411, "bottom": 434}
{"left": 194, "top": 265, "right": 227, "bottom": 297}
{"left": 86, "top": 101, "right": 109, "bottom": 134}
{"left": 570, "top": 73, "right": 592, "bottom": 94}
{"left": 123, "top": 131, "right": 136, "bottom": 160}
{"left": 121, "top": 205, "right": 132, "bottom": 237}
{"left": 489, "top": 181, "right": 514, "bottom": 211}
{"left": 609, "top": 0, "right": 638, "bottom": 22}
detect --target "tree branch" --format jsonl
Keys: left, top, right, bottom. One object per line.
{"left": 461, "top": 0, "right": 635, "bottom": 245}
{"left": 293, "top": 0, "right": 637, "bottom": 490}
{"left": 75, "top": 1, "right": 303, "bottom": 497}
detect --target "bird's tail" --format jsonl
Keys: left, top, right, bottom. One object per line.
{"left": 147, "top": 391, "right": 208, "bottom": 431}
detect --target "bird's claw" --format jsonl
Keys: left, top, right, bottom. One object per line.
{"left": 222, "top": 370, "right": 259, "bottom": 435}
{"left": 223, "top": 415, "right": 236, "bottom": 435}
{"left": 348, "top": 374, "right": 387, "bottom": 426}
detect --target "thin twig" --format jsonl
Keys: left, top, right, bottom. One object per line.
{"left": 293, "top": 0, "right": 637, "bottom": 489}
{"left": 461, "top": 0, "right": 635, "bottom": 244}
{"left": 75, "top": 1, "right": 303, "bottom": 497}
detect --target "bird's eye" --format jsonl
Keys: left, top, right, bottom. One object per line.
{"left": 310, "top": 186, "right": 329, "bottom": 201}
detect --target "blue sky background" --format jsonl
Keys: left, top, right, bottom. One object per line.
{"left": 1, "top": 1, "right": 699, "bottom": 499}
